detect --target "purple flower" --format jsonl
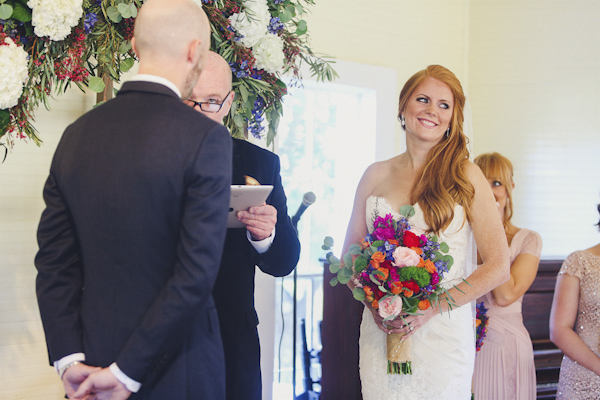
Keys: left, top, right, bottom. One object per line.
{"left": 273, "top": 0, "right": 284, "bottom": 3}
{"left": 247, "top": 96, "right": 266, "bottom": 138}
{"left": 268, "top": 17, "right": 284, "bottom": 34}
{"left": 84, "top": 13, "right": 98, "bottom": 33}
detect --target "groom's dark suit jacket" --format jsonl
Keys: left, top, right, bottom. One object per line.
{"left": 35, "top": 81, "right": 232, "bottom": 399}
{"left": 213, "top": 138, "right": 300, "bottom": 400}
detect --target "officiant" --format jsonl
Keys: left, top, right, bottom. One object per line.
{"left": 185, "top": 51, "right": 301, "bottom": 400}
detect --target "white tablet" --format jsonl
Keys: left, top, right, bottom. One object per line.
{"left": 227, "top": 185, "right": 274, "bottom": 228}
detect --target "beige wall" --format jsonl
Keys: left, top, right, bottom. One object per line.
{"left": 1, "top": 1, "right": 598, "bottom": 398}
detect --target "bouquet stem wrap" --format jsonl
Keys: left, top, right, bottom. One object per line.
{"left": 387, "top": 333, "right": 412, "bottom": 374}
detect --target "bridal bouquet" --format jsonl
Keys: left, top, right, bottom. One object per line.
{"left": 475, "top": 301, "right": 489, "bottom": 352}
{"left": 323, "top": 205, "right": 455, "bottom": 374}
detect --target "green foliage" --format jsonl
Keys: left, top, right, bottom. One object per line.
{"left": 397, "top": 266, "right": 431, "bottom": 288}
{"left": 399, "top": 204, "right": 415, "bottom": 218}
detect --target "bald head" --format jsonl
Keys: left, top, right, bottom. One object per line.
{"left": 187, "top": 51, "right": 235, "bottom": 123}
{"left": 132, "top": 0, "right": 210, "bottom": 97}
{"left": 134, "top": 0, "right": 209, "bottom": 60}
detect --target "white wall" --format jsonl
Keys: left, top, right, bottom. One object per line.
{"left": 0, "top": 88, "right": 96, "bottom": 399}
{"left": 468, "top": 0, "right": 600, "bottom": 257}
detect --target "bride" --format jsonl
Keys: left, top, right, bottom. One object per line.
{"left": 342, "top": 65, "right": 510, "bottom": 399}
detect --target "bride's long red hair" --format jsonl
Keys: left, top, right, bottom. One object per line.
{"left": 398, "top": 65, "right": 474, "bottom": 234}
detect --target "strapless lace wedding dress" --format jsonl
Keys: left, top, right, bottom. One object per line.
{"left": 359, "top": 196, "right": 475, "bottom": 400}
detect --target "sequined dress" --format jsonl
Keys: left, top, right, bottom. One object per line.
{"left": 472, "top": 229, "right": 542, "bottom": 400}
{"left": 556, "top": 251, "right": 600, "bottom": 399}
{"left": 359, "top": 196, "right": 475, "bottom": 400}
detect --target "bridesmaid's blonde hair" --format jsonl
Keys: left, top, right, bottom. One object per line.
{"left": 398, "top": 65, "right": 474, "bottom": 234}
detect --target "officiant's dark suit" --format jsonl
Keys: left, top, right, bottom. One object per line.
{"left": 212, "top": 137, "right": 301, "bottom": 400}
{"left": 35, "top": 78, "right": 232, "bottom": 399}
{"left": 186, "top": 50, "right": 300, "bottom": 400}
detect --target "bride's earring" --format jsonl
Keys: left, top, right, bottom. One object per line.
{"left": 398, "top": 115, "right": 405, "bottom": 128}
{"left": 445, "top": 126, "right": 451, "bottom": 138}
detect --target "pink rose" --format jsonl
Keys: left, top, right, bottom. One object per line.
{"left": 378, "top": 296, "right": 404, "bottom": 319}
{"left": 392, "top": 246, "right": 421, "bottom": 267}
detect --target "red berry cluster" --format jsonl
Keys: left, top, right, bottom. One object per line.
{"left": 54, "top": 27, "right": 89, "bottom": 83}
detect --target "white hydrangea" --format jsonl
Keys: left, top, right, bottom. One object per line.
{"left": 253, "top": 34, "right": 284, "bottom": 73}
{"left": 229, "top": 0, "right": 271, "bottom": 48}
{"left": 28, "top": 0, "right": 84, "bottom": 41}
{"left": 0, "top": 38, "right": 29, "bottom": 110}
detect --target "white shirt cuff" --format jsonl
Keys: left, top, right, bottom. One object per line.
{"left": 54, "top": 353, "right": 85, "bottom": 375}
{"left": 247, "top": 226, "right": 275, "bottom": 254}
{"left": 109, "top": 363, "right": 142, "bottom": 393}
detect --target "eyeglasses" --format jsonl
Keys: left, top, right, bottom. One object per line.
{"left": 186, "top": 92, "right": 231, "bottom": 113}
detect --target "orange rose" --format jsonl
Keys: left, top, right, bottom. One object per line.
{"left": 390, "top": 281, "right": 403, "bottom": 295}
{"left": 371, "top": 251, "right": 386, "bottom": 263}
{"left": 388, "top": 239, "right": 400, "bottom": 246}
{"left": 372, "top": 299, "right": 379, "bottom": 309}
{"left": 475, "top": 319, "right": 482, "bottom": 328}
{"left": 411, "top": 247, "right": 423, "bottom": 255}
{"left": 402, "top": 288, "right": 414, "bottom": 297}
{"left": 360, "top": 238, "right": 370, "bottom": 249}
{"left": 424, "top": 260, "right": 436, "bottom": 274}
{"left": 418, "top": 299, "right": 431, "bottom": 310}
{"left": 417, "top": 258, "right": 425, "bottom": 268}
{"left": 376, "top": 267, "right": 389, "bottom": 281}
{"left": 364, "top": 286, "right": 374, "bottom": 301}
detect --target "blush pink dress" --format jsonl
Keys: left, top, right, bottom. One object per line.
{"left": 472, "top": 228, "right": 542, "bottom": 400}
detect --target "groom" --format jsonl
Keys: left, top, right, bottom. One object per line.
{"left": 34, "top": 1, "right": 231, "bottom": 399}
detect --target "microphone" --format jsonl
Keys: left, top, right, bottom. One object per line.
{"left": 291, "top": 191, "right": 316, "bottom": 230}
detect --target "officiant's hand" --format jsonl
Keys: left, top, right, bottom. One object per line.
{"left": 237, "top": 203, "right": 277, "bottom": 241}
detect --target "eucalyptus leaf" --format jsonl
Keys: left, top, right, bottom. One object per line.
{"left": 329, "top": 276, "right": 339, "bottom": 286}
{"left": 431, "top": 234, "right": 438, "bottom": 242}
{"left": 323, "top": 236, "right": 334, "bottom": 248}
{"left": 329, "top": 263, "right": 341, "bottom": 274}
{"left": 118, "top": 41, "right": 131, "bottom": 54}
{"left": 294, "top": 2, "right": 304, "bottom": 14}
{"left": 117, "top": 3, "right": 132, "bottom": 18}
{"left": 337, "top": 267, "right": 353, "bottom": 285}
{"left": 353, "top": 255, "right": 368, "bottom": 273}
{"left": 342, "top": 250, "right": 352, "bottom": 265}
{"left": 88, "top": 76, "right": 106, "bottom": 93}
{"left": 106, "top": 6, "right": 122, "bottom": 23}
{"left": 279, "top": 8, "right": 293, "bottom": 23}
{"left": 0, "top": 4, "right": 13, "bottom": 20}
{"left": 352, "top": 287, "right": 365, "bottom": 301}
{"left": 369, "top": 274, "right": 381, "bottom": 286}
{"left": 295, "top": 20, "right": 307, "bottom": 36}
{"left": 439, "top": 242, "right": 449, "bottom": 253}
{"left": 378, "top": 285, "right": 388, "bottom": 293}
{"left": 128, "top": 3, "right": 138, "bottom": 18}
{"left": 399, "top": 204, "right": 415, "bottom": 218}
{"left": 348, "top": 243, "right": 362, "bottom": 255}
{"left": 444, "top": 255, "right": 454, "bottom": 269}
{"left": 120, "top": 57, "right": 135, "bottom": 72}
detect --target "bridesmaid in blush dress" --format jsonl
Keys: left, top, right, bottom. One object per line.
{"left": 472, "top": 153, "right": 542, "bottom": 400}
{"left": 550, "top": 201, "right": 600, "bottom": 399}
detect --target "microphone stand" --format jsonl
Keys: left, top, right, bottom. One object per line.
{"left": 290, "top": 192, "right": 315, "bottom": 400}
{"left": 292, "top": 217, "right": 299, "bottom": 400}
